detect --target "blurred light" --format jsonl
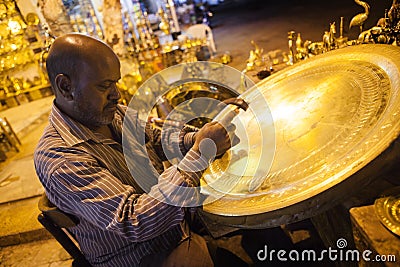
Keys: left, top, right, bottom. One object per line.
{"left": 8, "top": 20, "right": 21, "bottom": 35}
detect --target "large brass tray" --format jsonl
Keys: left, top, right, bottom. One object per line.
{"left": 201, "top": 44, "right": 400, "bottom": 228}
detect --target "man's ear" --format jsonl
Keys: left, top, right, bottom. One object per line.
{"left": 54, "top": 74, "right": 73, "bottom": 100}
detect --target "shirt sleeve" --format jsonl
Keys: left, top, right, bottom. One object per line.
{"left": 149, "top": 149, "right": 210, "bottom": 207}
{"left": 46, "top": 143, "right": 211, "bottom": 242}
{"left": 47, "top": 154, "right": 186, "bottom": 242}
{"left": 145, "top": 122, "right": 198, "bottom": 162}
{"left": 143, "top": 122, "right": 210, "bottom": 205}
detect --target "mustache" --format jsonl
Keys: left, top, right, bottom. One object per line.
{"left": 107, "top": 100, "right": 119, "bottom": 106}
{"left": 105, "top": 101, "right": 119, "bottom": 109}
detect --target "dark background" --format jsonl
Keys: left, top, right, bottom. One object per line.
{"left": 208, "top": 0, "right": 393, "bottom": 70}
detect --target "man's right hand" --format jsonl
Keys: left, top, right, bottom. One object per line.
{"left": 192, "top": 107, "right": 240, "bottom": 160}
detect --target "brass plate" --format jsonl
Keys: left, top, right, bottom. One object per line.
{"left": 201, "top": 44, "right": 400, "bottom": 228}
{"left": 374, "top": 187, "right": 400, "bottom": 236}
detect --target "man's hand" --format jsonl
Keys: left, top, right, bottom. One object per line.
{"left": 192, "top": 106, "right": 240, "bottom": 160}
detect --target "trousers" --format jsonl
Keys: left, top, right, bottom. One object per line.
{"left": 140, "top": 232, "right": 214, "bottom": 267}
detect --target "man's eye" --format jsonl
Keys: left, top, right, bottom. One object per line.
{"left": 99, "top": 83, "right": 111, "bottom": 89}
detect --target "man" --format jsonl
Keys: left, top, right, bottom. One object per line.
{"left": 34, "top": 33, "right": 241, "bottom": 266}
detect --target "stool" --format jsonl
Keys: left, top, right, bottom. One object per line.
{"left": 37, "top": 193, "right": 92, "bottom": 267}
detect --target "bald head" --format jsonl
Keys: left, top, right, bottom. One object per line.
{"left": 46, "top": 33, "right": 119, "bottom": 94}
{"left": 46, "top": 33, "right": 121, "bottom": 128}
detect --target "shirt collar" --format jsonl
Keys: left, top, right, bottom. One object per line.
{"left": 50, "top": 103, "right": 123, "bottom": 147}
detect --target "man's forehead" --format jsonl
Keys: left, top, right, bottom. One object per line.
{"left": 81, "top": 55, "right": 121, "bottom": 77}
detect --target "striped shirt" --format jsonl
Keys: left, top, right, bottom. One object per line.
{"left": 34, "top": 103, "right": 208, "bottom": 266}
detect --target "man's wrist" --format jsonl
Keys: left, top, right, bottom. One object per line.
{"left": 183, "top": 132, "right": 197, "bottom": 151}
{"left": 177, "top": 149, "right": 210, "bottom": 186}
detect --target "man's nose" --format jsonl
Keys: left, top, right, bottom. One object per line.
{"left": 109, "top": 84, "right": 121, "bottom": 100}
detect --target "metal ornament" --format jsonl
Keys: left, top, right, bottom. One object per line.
{"left": 349, "top": 0, "right": 370, "bottom": 33}
{"left": 201, "top": 44, "right": 400, "bottom": 228}
{"left": 375, "top": 187, "right": 400, "bottom": 236}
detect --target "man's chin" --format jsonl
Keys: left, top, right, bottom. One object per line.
{"left": 102, "top": 115, "right": 115, "bottom": 126}
{"left": 85, "top": 115, "right": 114, "bottom": 129}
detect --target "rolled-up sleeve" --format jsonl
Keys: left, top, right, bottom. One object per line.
{"left": 144, "top": 121, "right": 198, "bottom": 161}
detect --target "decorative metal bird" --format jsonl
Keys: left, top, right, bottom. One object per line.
{"left": 349, "top": 0, "right": 370, "bottom": 33}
